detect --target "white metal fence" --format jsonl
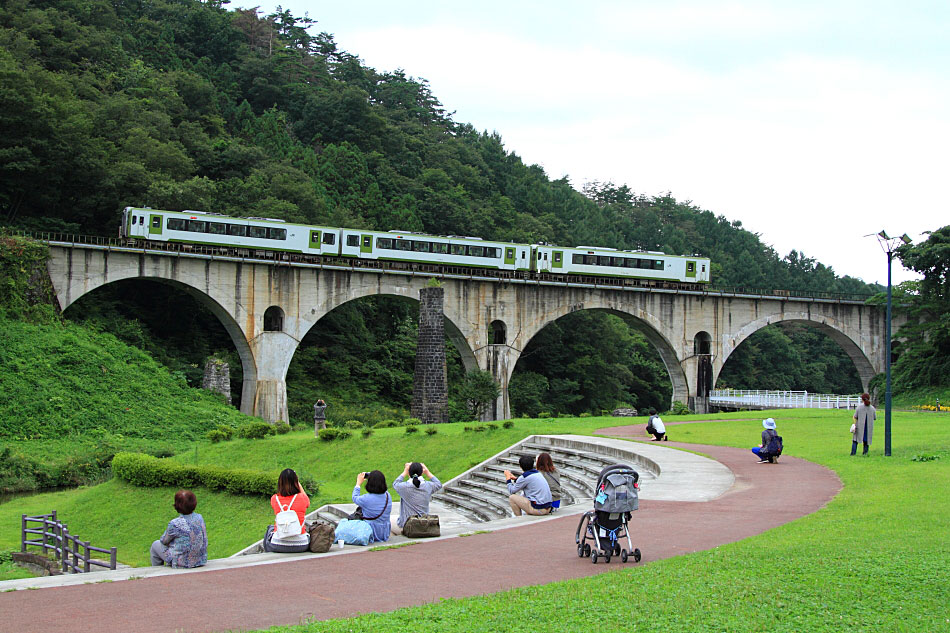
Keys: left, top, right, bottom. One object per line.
{"left": 709, "top": 389, "right": 861, "bottom": 410}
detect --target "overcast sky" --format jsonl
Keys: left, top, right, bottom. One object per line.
{"left": 244, "top": 1, "right": 947, "bottom": 286}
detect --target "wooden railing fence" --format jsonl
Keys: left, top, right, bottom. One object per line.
{"left": 20, "top": 511, "right": 117, "bottom": 574}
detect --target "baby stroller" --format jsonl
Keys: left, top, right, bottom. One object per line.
{"left": 575, "top": 464, "right": 641, "bottom": 564}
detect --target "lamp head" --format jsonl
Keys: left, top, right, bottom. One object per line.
{"left": 877, "top": 230, "right": 890, "bottom": 239}
{"left": 900, "top": 234, "right": 912, "bottom": 244}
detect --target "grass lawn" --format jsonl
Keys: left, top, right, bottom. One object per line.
{"left": 243, "top": 409, "right": 947, "bottom": 633}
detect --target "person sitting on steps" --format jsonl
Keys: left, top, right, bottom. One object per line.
{"left": 150, "top": 489, "right": 207, "bottom": 568}
{"left": 263, "top": 469, "right": 310, "bottom": 553}
{"left": 504, "top": 455, "right": 553, "bottom": 516}
{"left": 391, "top": 462, "right": 441, "bottom": 535}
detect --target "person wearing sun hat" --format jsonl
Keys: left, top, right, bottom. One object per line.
{"left": 752, "top": 418, "right": 780, "bottom": 463}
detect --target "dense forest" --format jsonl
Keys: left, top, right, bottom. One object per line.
{"left": 5, "top": 0, "right": 941, "bottom": 420}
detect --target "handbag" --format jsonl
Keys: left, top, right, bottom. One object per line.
{"left": 850, "top": 423, "right": 857, "bottom": 434}
{"left": 402, "top": 514, "right": 440, "bottom": 538}
{"left": 274, "top": 494, "right": 301, "bottom": 539}
{"left": 307, "top": 520, "right": 335, "bottom": 553}
{"left": 334, "top": 519, "right": 373, "bottom": 546}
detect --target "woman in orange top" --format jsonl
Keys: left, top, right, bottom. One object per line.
{"left": 263, "top": 468, "right": 310, "bottom": 553}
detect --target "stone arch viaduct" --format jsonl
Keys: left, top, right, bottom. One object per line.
{"left": 45, "top": 242, "right": 892, "bottom": 422}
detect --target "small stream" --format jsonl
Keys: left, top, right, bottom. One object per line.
{"left": 0, "top": 487, "right": 72, "bottom": 506}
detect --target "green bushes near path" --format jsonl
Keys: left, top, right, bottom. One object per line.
{"left": 112, "top": 453, "right": 318, "bottom": 497}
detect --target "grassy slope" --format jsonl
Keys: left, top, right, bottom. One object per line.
{"left": 0, "top": 318, "right": 256, "bottom": 444}
{"left": 236, "top": 409, "right": 948, "bottom": 633}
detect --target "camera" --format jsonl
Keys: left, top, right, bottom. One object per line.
{"left": 363, "top": 472, "right": 371, "bottom": 478}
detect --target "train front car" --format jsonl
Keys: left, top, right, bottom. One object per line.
{"left": 535, "top": 244, "right": 711, "bottom": 287}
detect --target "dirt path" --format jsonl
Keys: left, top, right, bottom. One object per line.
{"left": 0, "top": 426, "right": 841, "bottom": 633}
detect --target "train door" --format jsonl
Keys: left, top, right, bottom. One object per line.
{"left": 360, "top": 234, "right": 373, "bottom": 257}
{"left": 538, "top": 248, "right": 551, "bottom": 272}
{"left": 552, "top": 250, "right": 563, "bottom": 270}
{"left": 504, "top": 246, "right": 516, "bottom": 269}
{"left": 309, "top": 230, "right": 322, "bottom": 254}
{"left": 148, "top": 213, "right": 163, "bottom": 237}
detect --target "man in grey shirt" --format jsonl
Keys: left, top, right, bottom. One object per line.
{"left": 505, "top": 455, "right": 553, "bottom": 516}
{"left": 313, "top": 399, "right": 327, "bottom": 435}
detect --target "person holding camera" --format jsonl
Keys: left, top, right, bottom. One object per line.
{"left": 391, "top": 462, "right": 442, "bottom": 535}
{"left": 353, "top": 470, "right": 392, "bottom": 543}
{"left": 264, "top": 469, "right": 310, "bottom": 553}
{"left": 504, "top": 455, "right": 553, "bottom": 516}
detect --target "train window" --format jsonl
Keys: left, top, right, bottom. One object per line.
{"left": 323, "top": 232, "right": 335, "bottom": 245}
{"left": 152, "top": 217, "right": 160, "bottom": 228}
{"left": 543, "top": 252, "right": 548, "bottom": 261}
{"left": 167, "top": 218, "right": 186, "bottom": 231}
{"left": 624, "top": 258, "right": 636, "bottom": 268}
{"left": 521, "top": 251, "right": 526, "bottom": 258}
{"left": 610, "top": 257, "right": 623, "bottom": 267}
{"left": 413, "top": 241, "right": 430, "bottom": 252}
{"left": 207, "top": 222, "right": 226, "bottom": 235}
{"left": 131, "top": 216, "right": 137, "bottom": 225}
{"left": 654, "top": 260, "right": 664, "bottom": 270}
{"left": 469, "top": 245, "right": 484, "bottom": 257}
{"left": 451, "top": 244, "right": 466, "bottom": 256}
{"left": 553, "top": 252, "right": 562, "bottom": 263}
{"left": 227, "top": 224, "right": 246, "bottom": 237}
{"left": 687, "top": 262, "right": 695, "bottom": 272}
{"left": 268, "top": 228, "right": 287, "bottom": 240}
{"left": 362, "top": 236, "right": 372, "bottom": 248}
{"left": 486, "top": 247, "right": 499, "bottom": 258}
{"left": 346, "top": 235, "right": 359, "bottom": 247}
{"left": 248, "top": 226, "right": 267, "bottom": 238}
{"left": 598, "top": 256, "right": 611, "bottom": 266}
{"left": 572, "top": 254, "right": 583, "bottom": 264}
{"left": 432, "top": 243, "right": 448, "bottom": 254}
{"left": 584, "top": 255, "right": 597, "bottom": 265}
{"left": 701, "top": 265, "right": 706, "bottom": 273}
{"left": 377, "top": 238, "right": 392, "bottom": 249}
{"left": 187, "top": 220, "right": 206, "bottom": 232}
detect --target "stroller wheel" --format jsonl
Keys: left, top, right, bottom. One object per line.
{"left": 577, "top": 544, "right": 585, "bottom": 558}
{"left": 604, "top": 552, "right": 611, "bottom": 564}
{"left": 621, "top": 549, "right": 628, "bottom": 563}
{"left": 583, "top": 543, "right": 591, "bottom": 558}
{"left": 633, "top": 548, "right": 642, "bottom": 563}
{"left": 591, "top": 551, "right": 598, "bottom": 564}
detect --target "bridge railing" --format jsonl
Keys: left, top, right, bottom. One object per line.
{"left": 10, "top": 230, "right": 876, "bottom": 303}
{"left": 21, "top": 510, "right": 117, "bottom": 573}
{"left": 709, "top": 389, "right": 862, "bottom": 410}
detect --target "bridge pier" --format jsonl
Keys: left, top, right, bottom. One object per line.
{"left": 243, "top": 331, "right": 299, "bottom": 424}
{"left": 479, "top": 344, "right": 513, "bottom": 421}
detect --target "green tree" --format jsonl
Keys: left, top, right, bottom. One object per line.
{"left": 457, "top": 370, "right": 500, "bottom": 420}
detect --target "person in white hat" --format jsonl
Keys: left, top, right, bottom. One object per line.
{"left": 752, "top": 418, "right": 780, "bottom": 463}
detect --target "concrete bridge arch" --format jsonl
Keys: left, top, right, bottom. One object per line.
{"left": 46, "top": 243, "right": 893, "bottom": 422}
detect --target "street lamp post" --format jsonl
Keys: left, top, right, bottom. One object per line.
{"left": 874, "top": 230, "right": 911, "bottom": 457}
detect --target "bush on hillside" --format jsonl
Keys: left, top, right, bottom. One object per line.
{"left": 237, "top": 421, "right": 275, "bottom": 439}
{"left": 342, "top": 420, "right": 364, "bottom": 429}
{"left": 318, "top": 427, "right": 350, "bottom": 441}
{"left": 404, "top": 425, "right": 418, "bottom": 434}
{"left": 111, "top": 452, "right": 318, "bottom": 496}
{"left": 503, "top": 421, "right": 514, "bottom": 429}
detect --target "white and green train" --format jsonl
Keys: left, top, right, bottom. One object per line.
{"left": 120, "top": 207, "right": 710, "bottom": 285}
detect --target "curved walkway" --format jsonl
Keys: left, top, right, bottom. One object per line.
{"left": 0, "top": 424, "right": 841, "bottom": 633}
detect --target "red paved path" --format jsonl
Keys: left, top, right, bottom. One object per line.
{"left": 0, "top": 425, "right": 841, "bottom": 633}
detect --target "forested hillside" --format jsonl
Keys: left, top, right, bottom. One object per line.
{"left": 1, "top": 0, "right": 893, "bottom": 417}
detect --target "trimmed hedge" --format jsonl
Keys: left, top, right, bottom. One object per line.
{"left": 111, "top": 452, "right": 317, "bottom": 497}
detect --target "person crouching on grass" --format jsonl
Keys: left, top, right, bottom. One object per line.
{"left": 504, "top": 455, "right": 553, "bottom": 516}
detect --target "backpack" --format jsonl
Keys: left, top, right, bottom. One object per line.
{"left": 307, "top": 520, "right": 335, "bottom": 553}
{"left": 274, "top": 494, "right": 302, "bottom": 540}
{"left": 402, "top": 514, "right": 440, "bottom": 538}
{"left": 766, "top": 433, "right": 783, "bottom": 456}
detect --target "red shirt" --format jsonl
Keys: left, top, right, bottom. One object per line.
{"left": 270, "top": 492, "right": 310, "bottom": 534}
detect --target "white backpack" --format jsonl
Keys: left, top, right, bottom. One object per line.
{"left": 274, "top": 494, "right": 301, "bottom": 539}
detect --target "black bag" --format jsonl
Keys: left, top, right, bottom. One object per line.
{"left": 766, "top": 434, "right": 783, "bottom": 456}
{"left": 402, "top": 514, "right": 440, "bottom": 538}
{"left": 307, "top": 521, "right": 335, "bottom": 553}
{"left": 347, "top": 507, "right": 364, "bottom": 521}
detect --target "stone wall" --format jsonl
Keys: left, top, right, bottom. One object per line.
{"left": 411, "top": 287, "right": 448, "bottom": 424}
{"left": 201, "top": 358, "right": 231, "bottom": 404}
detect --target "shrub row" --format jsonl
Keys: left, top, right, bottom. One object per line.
{"left": 111, "top": 452, "right": 317, "bottom": 497}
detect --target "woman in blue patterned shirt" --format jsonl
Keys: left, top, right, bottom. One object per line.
{"left": 149, "top": 490, "right": 208, "bottom": 568}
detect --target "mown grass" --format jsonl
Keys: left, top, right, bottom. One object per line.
{"left": 0, "top": 480, "right": 277, "bottom": 567}
{"left": 243, "top": 410, "right": 949, "bottom": 633}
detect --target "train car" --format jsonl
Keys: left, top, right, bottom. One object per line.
{"left": 339, "top": 228, "right": 528, "bottom": 271}
{"left": 534, "top": 244, "right": 710, "bottom": 284}
{"left": 119, "top": 207, "right": 711, "bottom": 285}
{"left": 119, "top": 207, "right": 341, "bottom": 256}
